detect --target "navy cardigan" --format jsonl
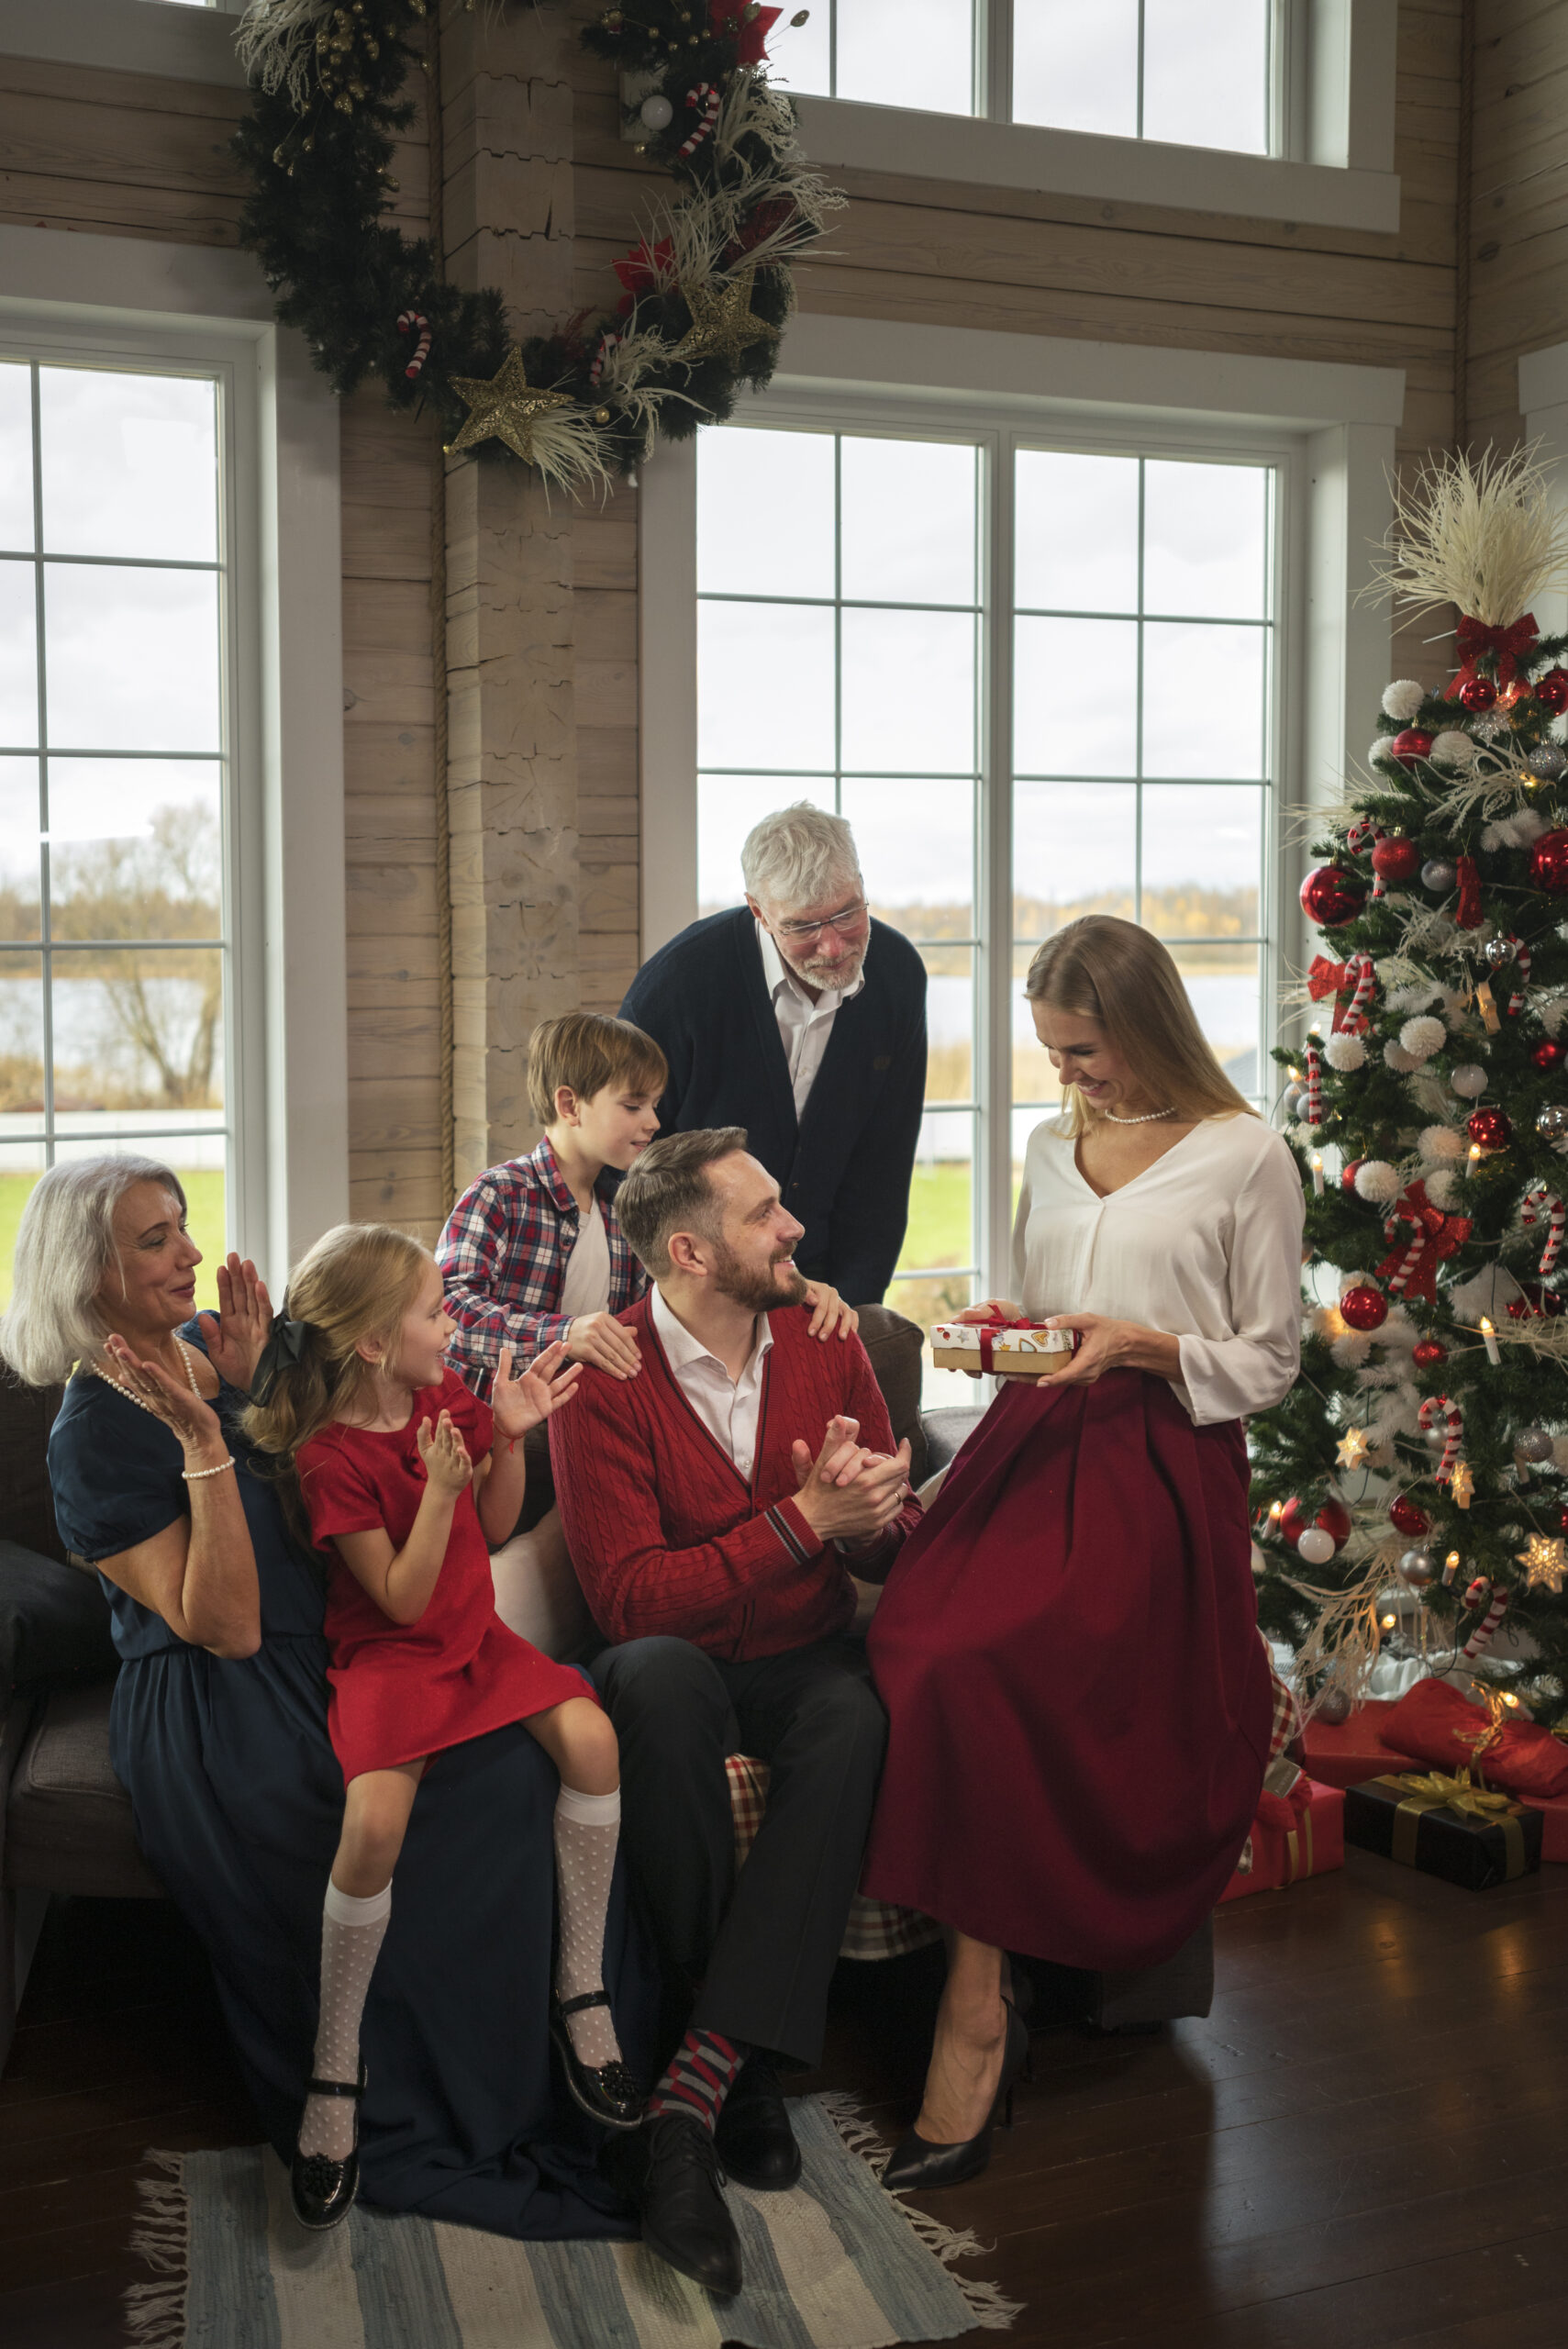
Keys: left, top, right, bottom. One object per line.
{"left": 619, "top": 908, "right": 928, "bottom": 1305}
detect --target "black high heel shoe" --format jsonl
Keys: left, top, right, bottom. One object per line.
{"left": 881, "top": 1995, "right": 1032, "bottom": 2193}
{"left": 551, "top": 1991, "right": 646, "bottom": 2131}
{"left": 291, "top": 2061, "right": 366, "bottom": 2231}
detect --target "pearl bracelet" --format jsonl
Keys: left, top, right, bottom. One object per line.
{"left": 182, "top": 1454, "right": 238, "bottom": 1483}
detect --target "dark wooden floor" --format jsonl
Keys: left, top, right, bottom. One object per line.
{"left": 2, "top": 1853, "right": 1566, "bottom": 2347}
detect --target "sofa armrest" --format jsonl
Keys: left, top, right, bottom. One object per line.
{"left": 0, "top": 1541, "right": 118, "bottom": 1690}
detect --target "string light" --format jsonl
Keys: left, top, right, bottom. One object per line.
{"left": 1465, "top": 1142, "right": 1483, "bottom": 1179}
{"left": 1380, "top": 1611, "right": 1398, "bottom": 1630}
{"left": 1479, "top": 1316, "right": 1503, "bottom": 1366}
{"left": 1311, "top": 1152, "right": 1325, "bottom": 1197}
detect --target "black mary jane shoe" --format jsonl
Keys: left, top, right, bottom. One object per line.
{"left": 881, "top": 1994, "right": 1032, "bottom": 2194}
{"left": 551, "top": 1990, "right": 646, "bottom": 2132}
{"left": 290, "top": 2064, "right": 366, "bottom": 2231}
{"left": 715, "top": 2054, "right": 801, "bottom": 2192}
{"left": 603, "top": 2111, "right": 743, "bottom": 2299}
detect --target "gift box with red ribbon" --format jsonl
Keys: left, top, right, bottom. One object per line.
{"left": 1219, "top": 1768, "right": 1344, "bottom": 1901}
{"left": 930, "top": 1308, "right": 1076, "bottom": 1378}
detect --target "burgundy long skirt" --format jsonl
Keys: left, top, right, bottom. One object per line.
{"left": 862, "top": 1369, "right": 1272, "bottom": 1972}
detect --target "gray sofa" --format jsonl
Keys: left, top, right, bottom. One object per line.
{"left": 0, "top": 1308, "right": 1211, "bottom": 2076}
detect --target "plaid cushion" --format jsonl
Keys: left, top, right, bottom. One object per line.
{"left": 1263, "top": 1631, "right": 1300, "bottom": 1758}
{"left": 725, "top": 1753, "right": 940, "bottom": 1964}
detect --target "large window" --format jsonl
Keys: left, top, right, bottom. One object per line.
{"left": 776, "top": 0, "right": 1274, "bottom": 157}
{"left": 0, "top": 360, "right": 230, "bottom": 1304}
{"left": 695, "top": 422, "right": 1277, "bottom": 1395}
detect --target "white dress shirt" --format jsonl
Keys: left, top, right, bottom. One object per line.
{"left": 1011, "top": 1112, "right": 1305, "bottom": 1426}
{"left": 651, "top": 1286, "right": 773, "bottom": 1480}
{"left": 756, "top": 919, "right": 867, "bottom": 1119}
{"left": 557, "top": 1197, "right": 612, "bottom": 1321}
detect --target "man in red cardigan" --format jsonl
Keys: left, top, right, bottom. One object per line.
{"left": 550, "top": 1127, "right": 920, "bottom": 2297}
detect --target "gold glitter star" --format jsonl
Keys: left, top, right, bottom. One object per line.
{"left": 445, "top": 350, "right": 577, "bottom": 462}
{"left": 1518, "top": 1531, "right": 1568, "bottom": 1593}
{"left": 1451, "top": 1460, "right": 1474, "bottom": 1509}
{"left": 665, "top": 268, "right": 781, "bottom": 369}
{"left": 1336, "top": 1426, "right": 1372, "bottom": 1470}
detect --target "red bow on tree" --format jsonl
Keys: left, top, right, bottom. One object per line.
{"left": 613, "top": 237, "right": 675, "bottom": 312}
{"left": 711, "top": 1, "right": 783, "bottom": 66}
{"left": 1375, "top": 1180, "right": 1473, "bottom": 1305}
{"left": 1307, "top": 953, "right": 1362, "bottom": 1032}
{"left": 1445, "top": 612, "right": 1540, "bottom": 696}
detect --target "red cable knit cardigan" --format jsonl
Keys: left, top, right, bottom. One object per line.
{"left": 550, "top": 1295, "right": 924, "bottom": 1660}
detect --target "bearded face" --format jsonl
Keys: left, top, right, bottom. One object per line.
{"left": 710, "top": 1235, "right": 809, "bottom": 1315}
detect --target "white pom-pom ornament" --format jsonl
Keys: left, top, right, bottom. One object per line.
{"left": 1424, "top": 1168, "right": 1459, "bottom": 1208}
{"left": 1399, "top": 1015, "right": 1447, "bottom": 1063}
{"left": 1330, "top": 1332, "right": 1374, "bottom": 1368}
{"left": 1381, "top": 680, "right": 1426, "bottom": 723}
{"left": 1325, "top": 1031, "right": 1367, "bottom": 1071}
{"left": 1419, "top": 1124, "right": 1468, "bottom": 1162}
{"left": 1296, "top": 1526, "right": 1338, "bottom": 1565}
{"left": 1516, "top": 807, "right": 1548, "bottom": 844}
{"left": 1385, "top": 1041, "right": 1419, "bottom": 1074}
{"left": 1429, "top": 729, "right": 1479, "bottom": 769}
{"left": 1451, "top": 1063, "right": 1489, "bottom": 1098}
{"left": 1354, "top": 1160, "right": 1402, "bottom": 1205}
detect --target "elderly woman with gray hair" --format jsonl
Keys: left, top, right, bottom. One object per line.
{"left": 0, "top": 1156, "right": 654, "bottom": 2242}
{"left": 620, "top": 802, "right": 928, "bottom": 1306}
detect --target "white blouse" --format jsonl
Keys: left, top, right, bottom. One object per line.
{"left": 1010, "top": 1112, "right": 1306, "bottom": 1427}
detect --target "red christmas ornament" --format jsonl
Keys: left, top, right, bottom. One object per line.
{"left": 1389, "top": 1494, "right": 1430, "bottom": 1536}
{"left": 1521, "top": 1283, "right": 1567, "bottom": 1319}
{"left": 1371, "top": 832, "right": 1422, "bottom": 885}
{"left": 1559, "top": 1505, "right": 1568, "bottom": 1535}
{"left": 1458, "top": 675, "right": 1497, "bottom": 711}
{"left": 1279, "top": 1496, "right": 1353, "bottom": 1553}
{"left": 1340, "top": 1283, "right": 1389, "bottom": 1331}
{"left": 1534, "top": 668, "right": 1568, "bottom": 713}
{"left": 1412, "top": 1336, "right": 1446, "bottom": 1366}
{"left": 1508, "top": 1298, "right": 1532, "bottom": 1319}
{"left": 1466, "top": 1106, "right": 1513, "bottom": 1152}
{"left": 1299, "top": 865, "right": 1367, "bottom": 929}
{"left": 1532, "top": 1039, "right": 1565, "bottom": 1071}
{"left": 1391, "top": 728, "right": 1435, "bottom": 766}
{"left": 1529, "top": 829, "right": 1568, "bottom": 894}
{"left": 1340, "top": 1159, "right": 1363, "bottom": 1195}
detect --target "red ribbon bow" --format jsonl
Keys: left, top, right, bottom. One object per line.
{"left": 711, "top": 1, "right": 783, "bottom": 66}
{"left": 1307, "top": 955, "right": 1348, "bottom": 1002}
{"left": 962, "top": 1306, "right": 1074, "bottom": 1374}
{"left": 1375, "top": 1180, "right": 1473, "bottom": 1304}
{"left": 1446, "top": 611, "right": 1540, "bottom": 696}
{"left": 613, "top": 237, "right": 675, "bottom": 312}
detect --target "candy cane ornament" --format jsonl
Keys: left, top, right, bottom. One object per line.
{"left": 678, "top": 83, "right": 722, "bottom": 156}
{"left": 1419, "top": 1393, "right": 1464, "bottom": 1485}
{"left": 1346, "top": 818, "right": 1380, "bottom": 855}
{"left": 1507, "top": 938, "right": 1532, "bottom": 1018}
{"left": 1305, "top": 1039, "right": 1323, "bottom": 1126}
{"left": 1521, "top": 1183, "right": 1565, "bottom": 1275}
{"left": 589, "top": 330, "right": 622, "bottom": 389}
{"left": 1341, "top": 952, "right": 1376, "bottom": 1038}
{"left": 1462, "top": 1586, "right": 1510, "bottom": 1661}
{"left": 396, "top": 310, "right": 431, "bottom": 379}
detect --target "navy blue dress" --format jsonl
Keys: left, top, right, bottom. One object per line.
{"left": 47, "top": 1326, "right": 653, "bottom": 2238}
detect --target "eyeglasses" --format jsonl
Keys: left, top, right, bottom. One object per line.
{"left": 773, "top": 898, "right": 868, "bottom": 943}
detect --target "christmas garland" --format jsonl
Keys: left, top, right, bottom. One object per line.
{"left": 233, "top": 1, "right": 840, "bottom": 489}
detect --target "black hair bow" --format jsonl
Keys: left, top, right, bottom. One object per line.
{"left": 250, "top": 1311, "right": 311, "bottom": 1406}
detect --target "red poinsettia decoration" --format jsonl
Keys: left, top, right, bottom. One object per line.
{"left": 613, "top": 236, "right": 676, "bottom": 314}
{"left": 711, "top": 1, "right": 783, "bottom": 67}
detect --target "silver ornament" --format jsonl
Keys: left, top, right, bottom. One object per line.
{"left": 1451, "top": 1063, "right": 1489, "bottom": 1098}
{"left": 1527, "top": 743, "right": 1567, "bottom": 782}
{"left": 1483, "top": 936, "right": 1516, "bottom": 971}
{"left": 1421, "top": 858, "right": 1457, "bottom": 892}
{"left": 1316, "top": 1685, "right": 1352, "bottom": 1726}
{"left": 1398, "top": 1548, "right": 1436, "bottom": 1590}
{"left": 1283, "top": 1083, "right": 1305, "bottom": 1117}
{"left": 1516, "top": 1427, "right": 1552, "bottom": 1462}
{"left": 1538, "top": 1104, "right": 1568, "bottom": 1141}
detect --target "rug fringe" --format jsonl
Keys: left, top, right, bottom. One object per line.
{"left": 125, "top": 2149, "right": 189, "bottom": 2348}
{"left": 817, "top": 2092, "right": 1026, "bottom": 2332}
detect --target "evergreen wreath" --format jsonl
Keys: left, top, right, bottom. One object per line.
{"left": 233, "top": 0, "right": 840, "bottom": 490}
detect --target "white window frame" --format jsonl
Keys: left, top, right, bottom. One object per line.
{"left": 641, "top": 314, "right": 1401, "bottom": 1298}
{"left": 1520, "top": 343, "right": 1568, "bottom": 647}
{"left": 0, "top": 224, "right": 347, "bottom": 1287}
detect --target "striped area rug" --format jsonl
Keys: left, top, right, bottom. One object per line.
{"left": 126, "top": 2097, "right": 1020, "bottom": 2348}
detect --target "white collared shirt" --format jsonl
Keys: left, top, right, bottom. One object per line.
{"left": 651, "top": 1286, "right": 773, "bottom": 1481}
{"left": 756, "top": 918, "right": 867, "bottom": 1119}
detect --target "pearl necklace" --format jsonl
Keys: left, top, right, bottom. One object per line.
{"left": 91, "top": 1334, "right": 203, "bottom": 1413}
{"left": 1103, "top": 1105, "right": 1178, "bottom": 1126}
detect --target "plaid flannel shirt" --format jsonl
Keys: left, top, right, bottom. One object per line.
{"left": 437, "top": 1135, "right": 648, "bottom": 1396}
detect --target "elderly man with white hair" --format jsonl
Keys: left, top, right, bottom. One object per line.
{"left": 619, "top": 805, "right": 928, "bottom": 1305}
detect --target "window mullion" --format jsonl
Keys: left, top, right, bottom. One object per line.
{"left": 983, "top": 430, "right": 1014, "bottom": 1300}
{"left": 28, "top": 362, "right": 54, "bottom": 1164}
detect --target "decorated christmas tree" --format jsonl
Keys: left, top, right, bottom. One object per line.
{"left": 1251, "top": 448, "right": 1568, "bottom": 1724}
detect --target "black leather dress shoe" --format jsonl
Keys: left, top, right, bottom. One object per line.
{"left": 550, "top": 1992, "right": 646, "bottom": 2131}
{"left": 604, "top": 2112, "right": 743, "bottom": 2297}
{"left": 715, "top": 2056, "right": 801, "bottom": 2191}
{"left": 290, "top": 2064, "right": 365, "bottom": 2231}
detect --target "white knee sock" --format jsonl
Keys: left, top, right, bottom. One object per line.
{"left": 298, "top": 1879, "right": 391, "bottom": 2162}
{"left": 553, "top": 1785, "right": 624, "bottom": 2068}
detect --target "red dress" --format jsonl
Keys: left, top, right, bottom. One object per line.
{"left": 298, "top": 1365, "right": 593, "bottom": 1783}
{"left": 862, "top": 1370, "right": 1273, "bottom": 1973}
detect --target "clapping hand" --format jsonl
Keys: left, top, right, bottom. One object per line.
{"left": 790, "top": 1416, "right": 912, "bottom": 1546}
{"left": 103, "top": 1333, "right": 225, "bottom": 1462}
{"left": 416, "top": 1409, "right": 474, "bottom": 1494}
{"left": 491, "top": 1341, "right": 582, "bottom": 1443}
{"left": 197, "top": 1254, "right": 273, "bottom": 1392}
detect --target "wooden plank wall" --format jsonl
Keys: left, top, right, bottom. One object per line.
{"left": 1467, "top": 1, "right": 1568, "bottom": 455}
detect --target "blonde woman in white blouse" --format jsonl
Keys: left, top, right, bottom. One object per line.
{"left": 862, "top": 916, "right": 1305, "bottom": 2192}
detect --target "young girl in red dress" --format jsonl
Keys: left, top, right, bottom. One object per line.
{"left": 244, "top": 1221, "right": 642, "bottom": 2234}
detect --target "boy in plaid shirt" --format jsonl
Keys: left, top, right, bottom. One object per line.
{"left": 438, "top": 1012, "right": 667, "bottom": 1399}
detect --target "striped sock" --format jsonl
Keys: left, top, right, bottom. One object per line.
{"left": 646, "top": 2027, "right": 749, "bottom": 2136}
